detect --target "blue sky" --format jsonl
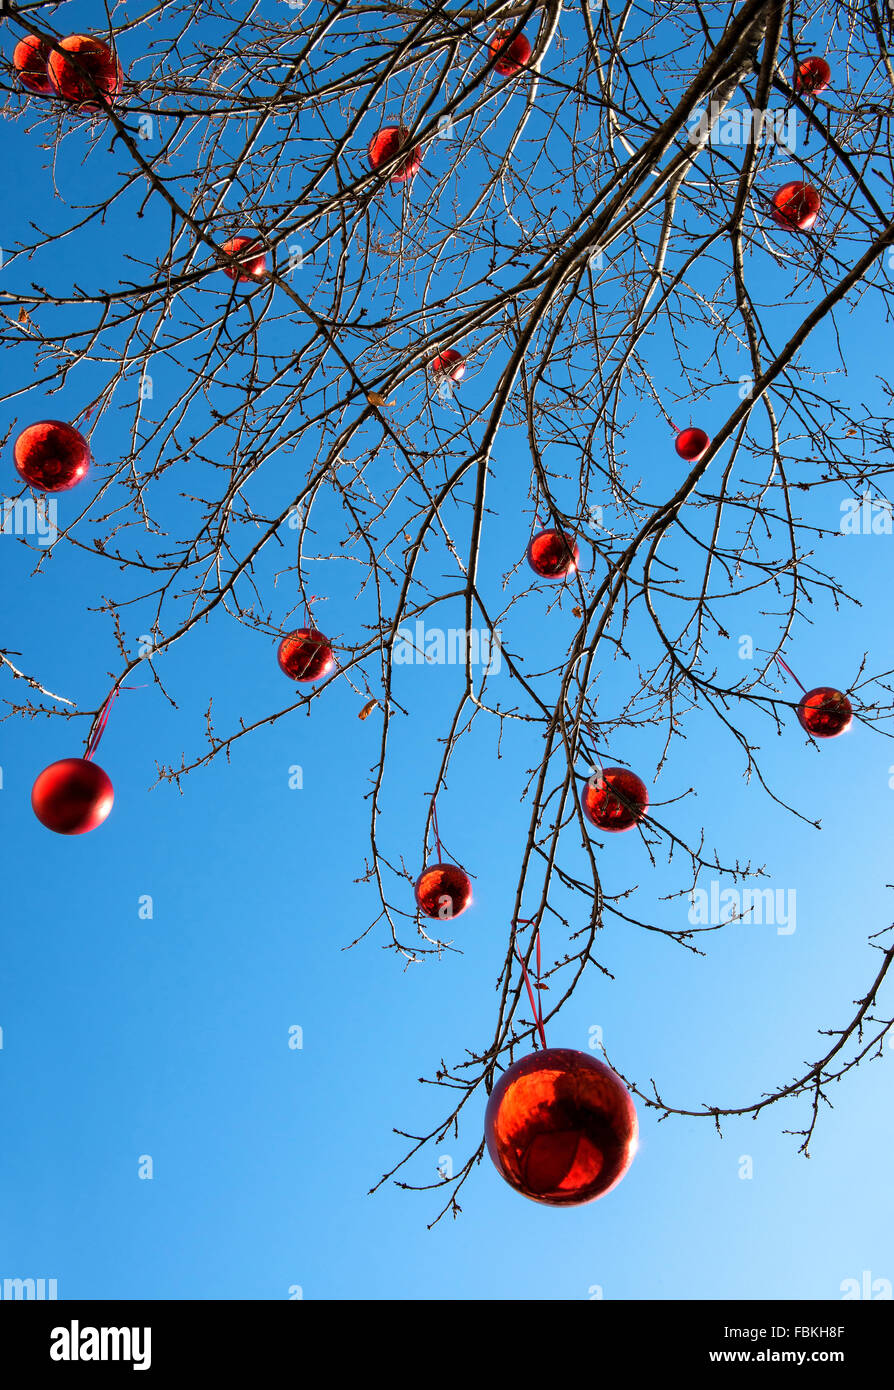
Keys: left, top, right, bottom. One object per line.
{"left": 1, "top": 2, "right": 892, "bottom": 1300}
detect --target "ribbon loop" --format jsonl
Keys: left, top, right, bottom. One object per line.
{"left": 513, "top": 918, "right": 547, "bottom": 1050}
{"left": 776, "top": 655, "right": 807, "bottom": 692}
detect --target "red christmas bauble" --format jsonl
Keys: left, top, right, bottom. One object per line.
{"left": 220, "top": 235, "right": 267, "bottom": 282}
{"left": 47, "top": 35, "right": 123, "bottom": 111}
{"left": 796, "top": 686, "right": 853, "bottom": 738}
{"left": 32, "top": 758, "right": 114, "bottom": 835}
{"left": 770, "top": 181, "right": 821, "bottom": 232}
{"left": 429, "top": 349, "right": 466, "bottom": 383}
{"left": 527, "top": 528, "right": 580, "bottom": 579}
{"left": 13, "top": 35, "right": 54, "bottom": 95}
{"left": 14, "top": 420, "right": 91, "bottom": 492}
{"left": 485, "top": 1048, "right": 638, "bottom": 1205}
{"left": 797, "top": 56, "right": 831, "bottom": 96}
{"left": 675, "top": 427, "right": 710, "bottom": 462}
{"left": 583, "top": 767, "right": 648, "bottom": 833}
{"left": 368, "top": 125, "right": 422, "bottom": 182}
{"left": 489, "top": 30, "right": 532, "bottom": 76}
{"left": 277, "top": 628, "right": 335, "bottom": 682}
{"left": 414, "top": 862, "right": 472, "bottom": 920}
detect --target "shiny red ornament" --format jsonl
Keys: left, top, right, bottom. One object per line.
{"left": 770, "top": 181, "right": 821, "bottom": 232}
{"left": 31, "top": 758, "right": 114, "bottom": 835}
{"left": 489, "top": 29, "right": 532, "bottom": 76}
{"left": 13, "top": 35, "right": 54, "bottom": 96}
{"left": 220, "top": 235, "right": 268, "bottom": 283}
{"left": 796, "top": 56, "right": 831, "bottom": 96}
{"left": 414, "top": 862, "right": 472, "bottom": 920}
{"left": 14, "top": 420, "right": 91, "bottom": 492}
{"left": 796, "top": 686, "right": 853, "bottom": 738}
{"left": 47, "top": 35, "right": 123, "bottom": 111}
{"left": 277, "top": 628, "right": 335, "bottom": 682}
{"left": 485, "top": 1048, "right": 638, "bottom": 1206}
{"left": 429, "top": 349, "right": 466, "bottom": 384}
{"left": 583, "top": 767, "right": 648, "bottom": 833}
{"left": 675, "top": 427, "right": 710, "bottom": 462}
{"left": 527, "top": 528, "right": 580, "bottom": 579}
{"left": 368, "top": 125, "right": 422, "bottom": 183}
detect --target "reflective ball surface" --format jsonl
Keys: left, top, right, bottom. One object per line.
{"left": 771, "top": 181, "right": 821, "bottom": 232}
{"left": 368, "top": 126, "right": 422, "bottom": 182}
{"left": 797, "top": 687, "right": 853, "bottom": 738}
{"left": 675, "top": 427, "right": 710, "bottom": 462}
{"left": 489, "top": 30, "right": 532, "bottom": 76}
{"left": 429, "top": 349, "right": 466, "bottom": 383}
{"left": 220, "top": 235, "right": 267, "bottom": 282}
{"left": 582, "top": 767, "right": 648, "bottom": 833}
{"left": 414, "top": 862, "right": 472, "bottom": 920}
{"left": 32, "top": 758, "right": 114, "bottom": 835}
{"left": 527, "top": 528, "right": 580, "bottom": 579}
{"left": 277, "top": 629, "right": 335, "bottom": 682}
{"left": 797, "top": 57, "right": 831, "bottom": 96}
{"left": 14, "top": 420, "right": 91, "bottom": 492}
{"left": 485, "top": 1048, "right": 638, "bottom": 1205}
{"left": 14, "top": 36, "right": 54, "bottom": 95}
{"left": 47, "top": 35, "right": 123, "bottom": 110}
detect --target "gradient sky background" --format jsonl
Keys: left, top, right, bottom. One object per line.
{"left": 1, "top": 1, "right": 893, "bottom": 1300}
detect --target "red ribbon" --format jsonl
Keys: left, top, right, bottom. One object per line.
{"left": 514, "top": 918, "right": 547, "bottom": 1050}
{"left": 775, "top": 655, "right": 806, "bottom": 692}
{"left": 84, "top": 685, "right": 142, "bottom": 761}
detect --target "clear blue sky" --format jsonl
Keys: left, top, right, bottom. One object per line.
{"left": 1, "top": 2, "right": 892, "bottom": 1300}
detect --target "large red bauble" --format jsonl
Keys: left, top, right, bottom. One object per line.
{"left": 47, "top": 35, "right": 123, "bottom": 111}
{"left": 429, "top": 349, "right": 466, "bottom": 383}
{"left": 583, "top": 767, "right": 648, "bottom": 833}
{"left": 527, "top": 528, "right": 580, "bottom": 579}
{"left": 796, "top": 686, "right": 853, "bottom": 738}
{"left": 797, "top": 57, "right": 831, "bottom": 96}
{"left": 368, "top": 125, "right": 422, "bottom": 182}
{"left": 675, "top": 427, "right": 710, "bottom": 462}
{"left": 13, "top": 35, "right": 54, "bottom": 96}
{"left": 489, "top": 30, "right": 532, "bottom": 76}
{"left": 770, "top": 181, "right": 821, "bottom": 232}
{"left": 220, "top": 235, "right": 267, "bottom": 282}
{"left": 277, "top": 628, "right": 335, "bottom": 682}
{"left": 485, "top": 1048, "right": 638, "bottom": 1205}
{"left": 414, "top": 862, "right": 472, "bottom": 920}
{"left": 32, "top": 758, "right": 114, "bottom": 835}
{"left": 14, "top": 420, "right": 91, "bottom": 492}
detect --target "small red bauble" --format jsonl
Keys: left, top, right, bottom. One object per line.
{"left": 429, "top": 349, "right": 466, "bottom": 383}
{"left": 414, "top": 862, "right": 472, "bottom": 920}
{"left": 489, "top": 30, "right": 532, "bottom": 76}
{"left": 277, "top": 628, "right": 335, "bottom": 682}
{"left": 13, "top": 35, "right": 54, "bottom": 96}
{"left": 32, "top": 758, "right": 114, "bottom": 835}
{"left": 675, "top": 427, "right": 710, "bottom": 462}
{"left": 796, "top": 686, "right": 853, "bottom": 738}
{"left": 368, "top": 125, "right": 422, "bottom": 182}
{"left": 14, "top": 420, "right": 91, "bottom": 492}
{"left": 770, "top": 181, "right": 821, "bottom": 232}
{"left": 47, "top": 35, "right": 123, "bottom": 111}
{"left": 220, "top": 235, "right": 267, "bottom": 282}
{"left": 485, "top": 1048, "right": 638, "bottom": 1205}
{"left": 796, "top": 57, "right": 831, "bottom": 96}
{"left": 527, "top": 528, "right": 580, "bottom": 579}
{"left": 583, "top": 767, "right": 648, "bottom": 833}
